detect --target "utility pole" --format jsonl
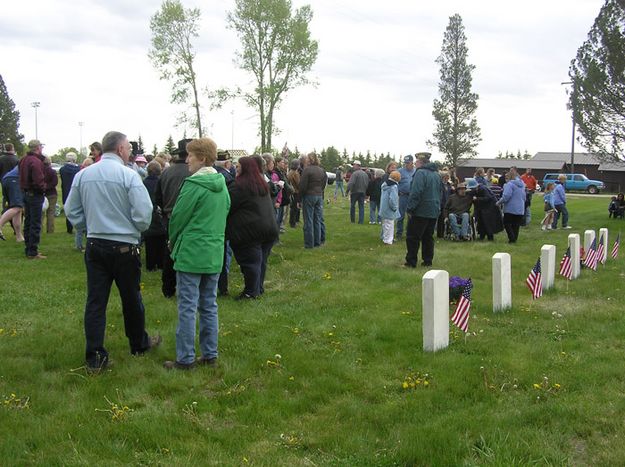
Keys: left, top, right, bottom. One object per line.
{"left": 78, "top": 121, "right": 84, "bottom": 156}
{"left": 561, "top": 81, "right": 575, "bottom": 174}
{"left": 31, "top": 101, "right": 41, "bottom": 139}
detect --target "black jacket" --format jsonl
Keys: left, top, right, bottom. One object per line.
{"left": 143, "top": 175, "right": 167, "bottom": 237}
{"left": 155, "top": 160, "right": 190, "bottom": 220}
{"left": 227, "top": 184, "right": 279, "bottom": 247}
{"left": 59, "top": 163, "right": 80, "bottom": 202}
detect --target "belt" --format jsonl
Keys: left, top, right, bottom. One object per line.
{"left": 88, "top": 238, "right": 140, "bottom": 255}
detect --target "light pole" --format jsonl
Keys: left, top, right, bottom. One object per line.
{"left": 78, "top": 121, "right": 84, "bottom": 156}
{"left": 31, "top": 101, "right": 41, "bottom": 139}
{"left": 231, "top": 109, "right": 234, "bottom": 150}
{"left": 561, "top": 81, "right": 575, "bottom": 174}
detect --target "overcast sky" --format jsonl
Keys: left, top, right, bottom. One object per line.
{"left": 1, "top": 0, "right": 603, "bottom": 161}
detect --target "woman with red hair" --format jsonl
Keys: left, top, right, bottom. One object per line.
{"left": 226, "top": 156, "right": 279, "bottom": 299}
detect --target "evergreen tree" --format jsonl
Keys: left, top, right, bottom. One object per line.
{"left": 429, "top": 14, "right": 481, "bottom": 169}
{"left": 164, "top": 135, "right": 176, "bottom": 154}
{"left": 152, "top": 144, "right": 158, "bottom": 156}
{"left": 569, "top": 0, "right": 625, "bottom": 163}
{"left": 0, "top": 75, "right": 25, "bottom": 155}
{"left": 319, "top": 146, "right": 341, "bottom": 170}
{"left": 137, "top": 135, "right": 145, "bottom": 154}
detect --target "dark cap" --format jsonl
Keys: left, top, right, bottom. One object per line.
{"left": 217, "top": 150, "right": 230, "bottom": 161}
{"left": 172, "top": 138, "right": 193, "bottom": 157}
{"left": 403, "top": 155, "right": 414, "bottom": 163}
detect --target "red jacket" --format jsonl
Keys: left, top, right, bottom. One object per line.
{"left": 44, "top": 165, "right": 58, "bottom": 196}
{"left": 18, "top": 152, "right": 46, "bottom": 193}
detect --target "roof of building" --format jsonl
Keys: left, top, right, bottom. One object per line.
{"left": 532, "top": 151, "right": 625, "bottom": 172}
{"left": 457, "top": 158, "right": 565, "bottom": 170}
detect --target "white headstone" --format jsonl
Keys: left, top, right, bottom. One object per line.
{"left": 422, "top": 270, "right": 449, "bottom": 352}
{"left": 568, "top": 234, "right": 581, "bottom": 279}
{"left": 492, "top": 253, "right": 511, "bottom": 312}
{"left": 584, "top": 230, "right": 596, "bottom": 253}
{"left": 541, "top": 245, "right": 556, "bottom": 290}
{"left": 599, "top": 228, "right": 609, "bottom": 263}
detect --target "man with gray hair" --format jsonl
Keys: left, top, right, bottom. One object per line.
{"left": 65, "top": 131, "right": 161, "bottom": 372}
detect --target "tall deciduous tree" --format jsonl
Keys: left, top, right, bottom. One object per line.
{"left": 219, "top": 0, "right": 318, "bottom": 152}
{"left": 429, "top": 14, "right": 481, "bottom": 169}
{"left": 0, "top": 75, "right": 24, "bottom": 155}
{"left": 149, "top": 0, "right": 203, "bottom": 137}
{"left": 569, "top": 0, "right": 625, "bottom": 163}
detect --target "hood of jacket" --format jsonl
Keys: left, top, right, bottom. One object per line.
{"left": 185, "top": 169, "right": 225, "bottom": 193}
{"left": 509, "top": 177, "right": 525, "bottom": 189}
{"left": 382, "top": 180, "right": 397, "bottom": 191}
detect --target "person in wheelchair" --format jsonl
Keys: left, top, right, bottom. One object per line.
{"left": 609, "top": 193, "right": 625, "bottom": 219}
{"left": 445, "top": 182, "right": 474, "bottom": 241}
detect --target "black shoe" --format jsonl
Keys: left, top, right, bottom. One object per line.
{"left": 235, "top": 292, "right": 256, "bottom": 300}
{"left": 163, "top": 360, "right": 196, "bottom": 370}
{"left": 421, "top": 261, "right": 432, "bottom": 267}
{"left": 196, "top": 356, "right": 218, "bottom": 368}
{"left": 403, "top": 262, "right": 416, "bottom": 268}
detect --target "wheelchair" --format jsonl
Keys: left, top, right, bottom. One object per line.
{"left": 444, "top": 213, "right": 477, "bottom": 241}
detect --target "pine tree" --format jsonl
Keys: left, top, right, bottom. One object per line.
{"left": 0, "top": 75, "right": 25, "bottom": 154}
{"left": 164, "top": 135, "right": 176, "bottom": 154}
{"left": 569, "top": 0, "right": 625, "bottom": 163}
{"left": 429, "top": 14, "right": 481, "bottom": 169}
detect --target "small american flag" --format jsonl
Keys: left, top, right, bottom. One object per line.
{"left": 559, "top": 246, "right": 572, "bottom": 280}
{"left": 526, "top": 258, "right": 543, "bottom": 299}
{"left": 584, "top": 238, "right": 598, "bottom": 271}
{"left": 451, "top": 279, "right": 473, "bottom": 333}
{"left": 597, "top": 233, "right": 606, "bottom": 264}
{"left": 612, "top": 233, "right": 620, "bottom": 259}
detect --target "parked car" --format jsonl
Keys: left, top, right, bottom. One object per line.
{"left": 541, "top": 173, "right": 605, "bottom": 194}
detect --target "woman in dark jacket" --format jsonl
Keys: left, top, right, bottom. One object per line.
{"left": 473, "top": 183, "right": 503, "bottom": 241}
{"left": 143, "top": 161, "right": 167, "bottom": 270}
{"left": 227, "top": 156, "right": 279, "bottom": 299}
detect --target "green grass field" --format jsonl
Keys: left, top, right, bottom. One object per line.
{"left": 1, "top": 191, "right": 624, "bottom": 465}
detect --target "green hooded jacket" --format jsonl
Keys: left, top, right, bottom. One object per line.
{"left": 169, "top": 169, "right": 231, "bottom": 274}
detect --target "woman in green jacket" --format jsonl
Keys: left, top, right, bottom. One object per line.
{"left": 164, "top": 138, "right": 231, "bottom": 370}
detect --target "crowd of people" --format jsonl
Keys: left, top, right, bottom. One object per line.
{"left": 1, "top": 134, "right": 584, "bottom": 372}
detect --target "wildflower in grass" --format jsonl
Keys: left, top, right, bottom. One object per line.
{"left": 140, "top": 282, "right": 145, "bottom": 291}
{"left": 401, "top": 372, "right": 432, "bottom": 390}
{"left": 3, "top": 393, "right": 30, "bottom": 409}
{"left": 96, "top": 394, "right": 133, "bottom": 421}
{"left": 292, "top": 327, "right": 300, "bottom": 335}
{"left": 323, "top": 272, "right": 332, "bottom": 280}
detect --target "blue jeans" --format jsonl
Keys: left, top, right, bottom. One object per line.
{"left": 552, "top": 204, "right": 569, "bottom": 228}
{"left": 448, "top": 212, "right": 470, "bottom": 238}
{"left": 350, "top": 192, "right": 365, "bottom": 224}
{"left": 369, "top": 200, "right": 380, "bottom": 223}
{"left": 303, "top": 195, "right": 324, "bottom": 248}
{"left": 23, "top": 192, "right": 44, "bottom": 257}
{"left": 232, "top": 241, "right": 273, "bottom": 296}
{"left": 334, "top": 181, "right": 345, "bottom": 198}
{"left": 176, "top": 271, "right": 219, "bottom": 365}
{"left": 397, "top": 194, "right": 409, "bottom": 237}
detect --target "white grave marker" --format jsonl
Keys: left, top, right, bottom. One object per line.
{"left": 492, "top": 253, "right": 511, "bottom": 312}
{"left": 541, "top": 245, "right": 556, "bottom": 290}
{"left": 422, "top": 270, "right": 449, "bottom": 352}
{"left": 569, "top": 233, "right": 581, "bottom": 279}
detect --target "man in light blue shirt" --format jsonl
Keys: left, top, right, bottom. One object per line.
{"left": 65, "top": 130, "right": 161, "bottom": 372}
{"left": 396, "top": 155, "right": 416, "bottom": 240}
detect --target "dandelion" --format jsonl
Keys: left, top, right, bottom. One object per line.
{"left": 554, "top": 383, "right": 561, "bottom": 389}
{"left": 323, "top": 272, "right": 332, "bottom": 280}
{"left": 533, "top": 384, "right": 541, "bottom": 389}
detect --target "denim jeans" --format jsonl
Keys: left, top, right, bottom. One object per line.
{"left": 84, "top": 238, "right": 150, "bottom": 367}
{"left": 552, "top": 204, "right": 569, "bottom": 228}
{"left": 334, "top": 181, "right": 345, "bottom": 198}
{"left": 303, "top": 195, "right": 323, "bottom": 248}
{"left": 448, "top": 212, "right": 470, "bottom": 238}
{"left": 369, "top": 200, "right": 380, "bottom": 223}
{"left": 176, "top": 271, "right": 219, "bottom": 365}
{"left": 23, "top": 192, "right": 44, "bottom": 257}
{"left": 232, "top": 241, "right": 273, "bottom": 296}
{"left": 350, "top": 192, "right": 365, "bottom": 224}
{"left": 396, "top": 194, "right": 409, "bottom": 237}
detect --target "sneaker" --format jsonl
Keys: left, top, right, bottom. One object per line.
{"left": 196, "top": 356, "right": 218, "bottom": 368}
{"left": 26, "top": 253, "right": 47, "bottom": 260}
{"left": 163, "top": 360, "right": 196, "bottom": 370}
{"left": 235, "top": 292, "right": 256, "bottom": 301}
{"left": 563, "top": 226, "right": 572, "bottom": 229}
{"left": 541, "top": 225, "right": 547, "bottom": 231}
{"left": 547, "top": 226, "right": 553, "bottom": 230}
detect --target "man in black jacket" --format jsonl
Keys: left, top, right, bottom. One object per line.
{"left": 59, "top": 152, "right": 81, "bottom": 233}
{"left": 155, "top": 139, "right": 191, "bottom": 297}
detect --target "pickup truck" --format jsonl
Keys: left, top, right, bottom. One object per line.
{"left": 541, "top": 173, "right": 605, "bottom": 194}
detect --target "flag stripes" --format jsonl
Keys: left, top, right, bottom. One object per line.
{"left": 526, "top": 258, "right": 543, "bottom": 299}
{"left": 451, "top": 279, "right": 473, "bottom": 333}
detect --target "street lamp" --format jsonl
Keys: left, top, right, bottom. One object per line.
{"left": 78, "top": 121, "right": 84, "bottom": 156}
{"left": 561, "top": 81, "right": 575, "bottom": 174}
{"left": 31, "top": 101, "right": 41, "bottom": 139}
